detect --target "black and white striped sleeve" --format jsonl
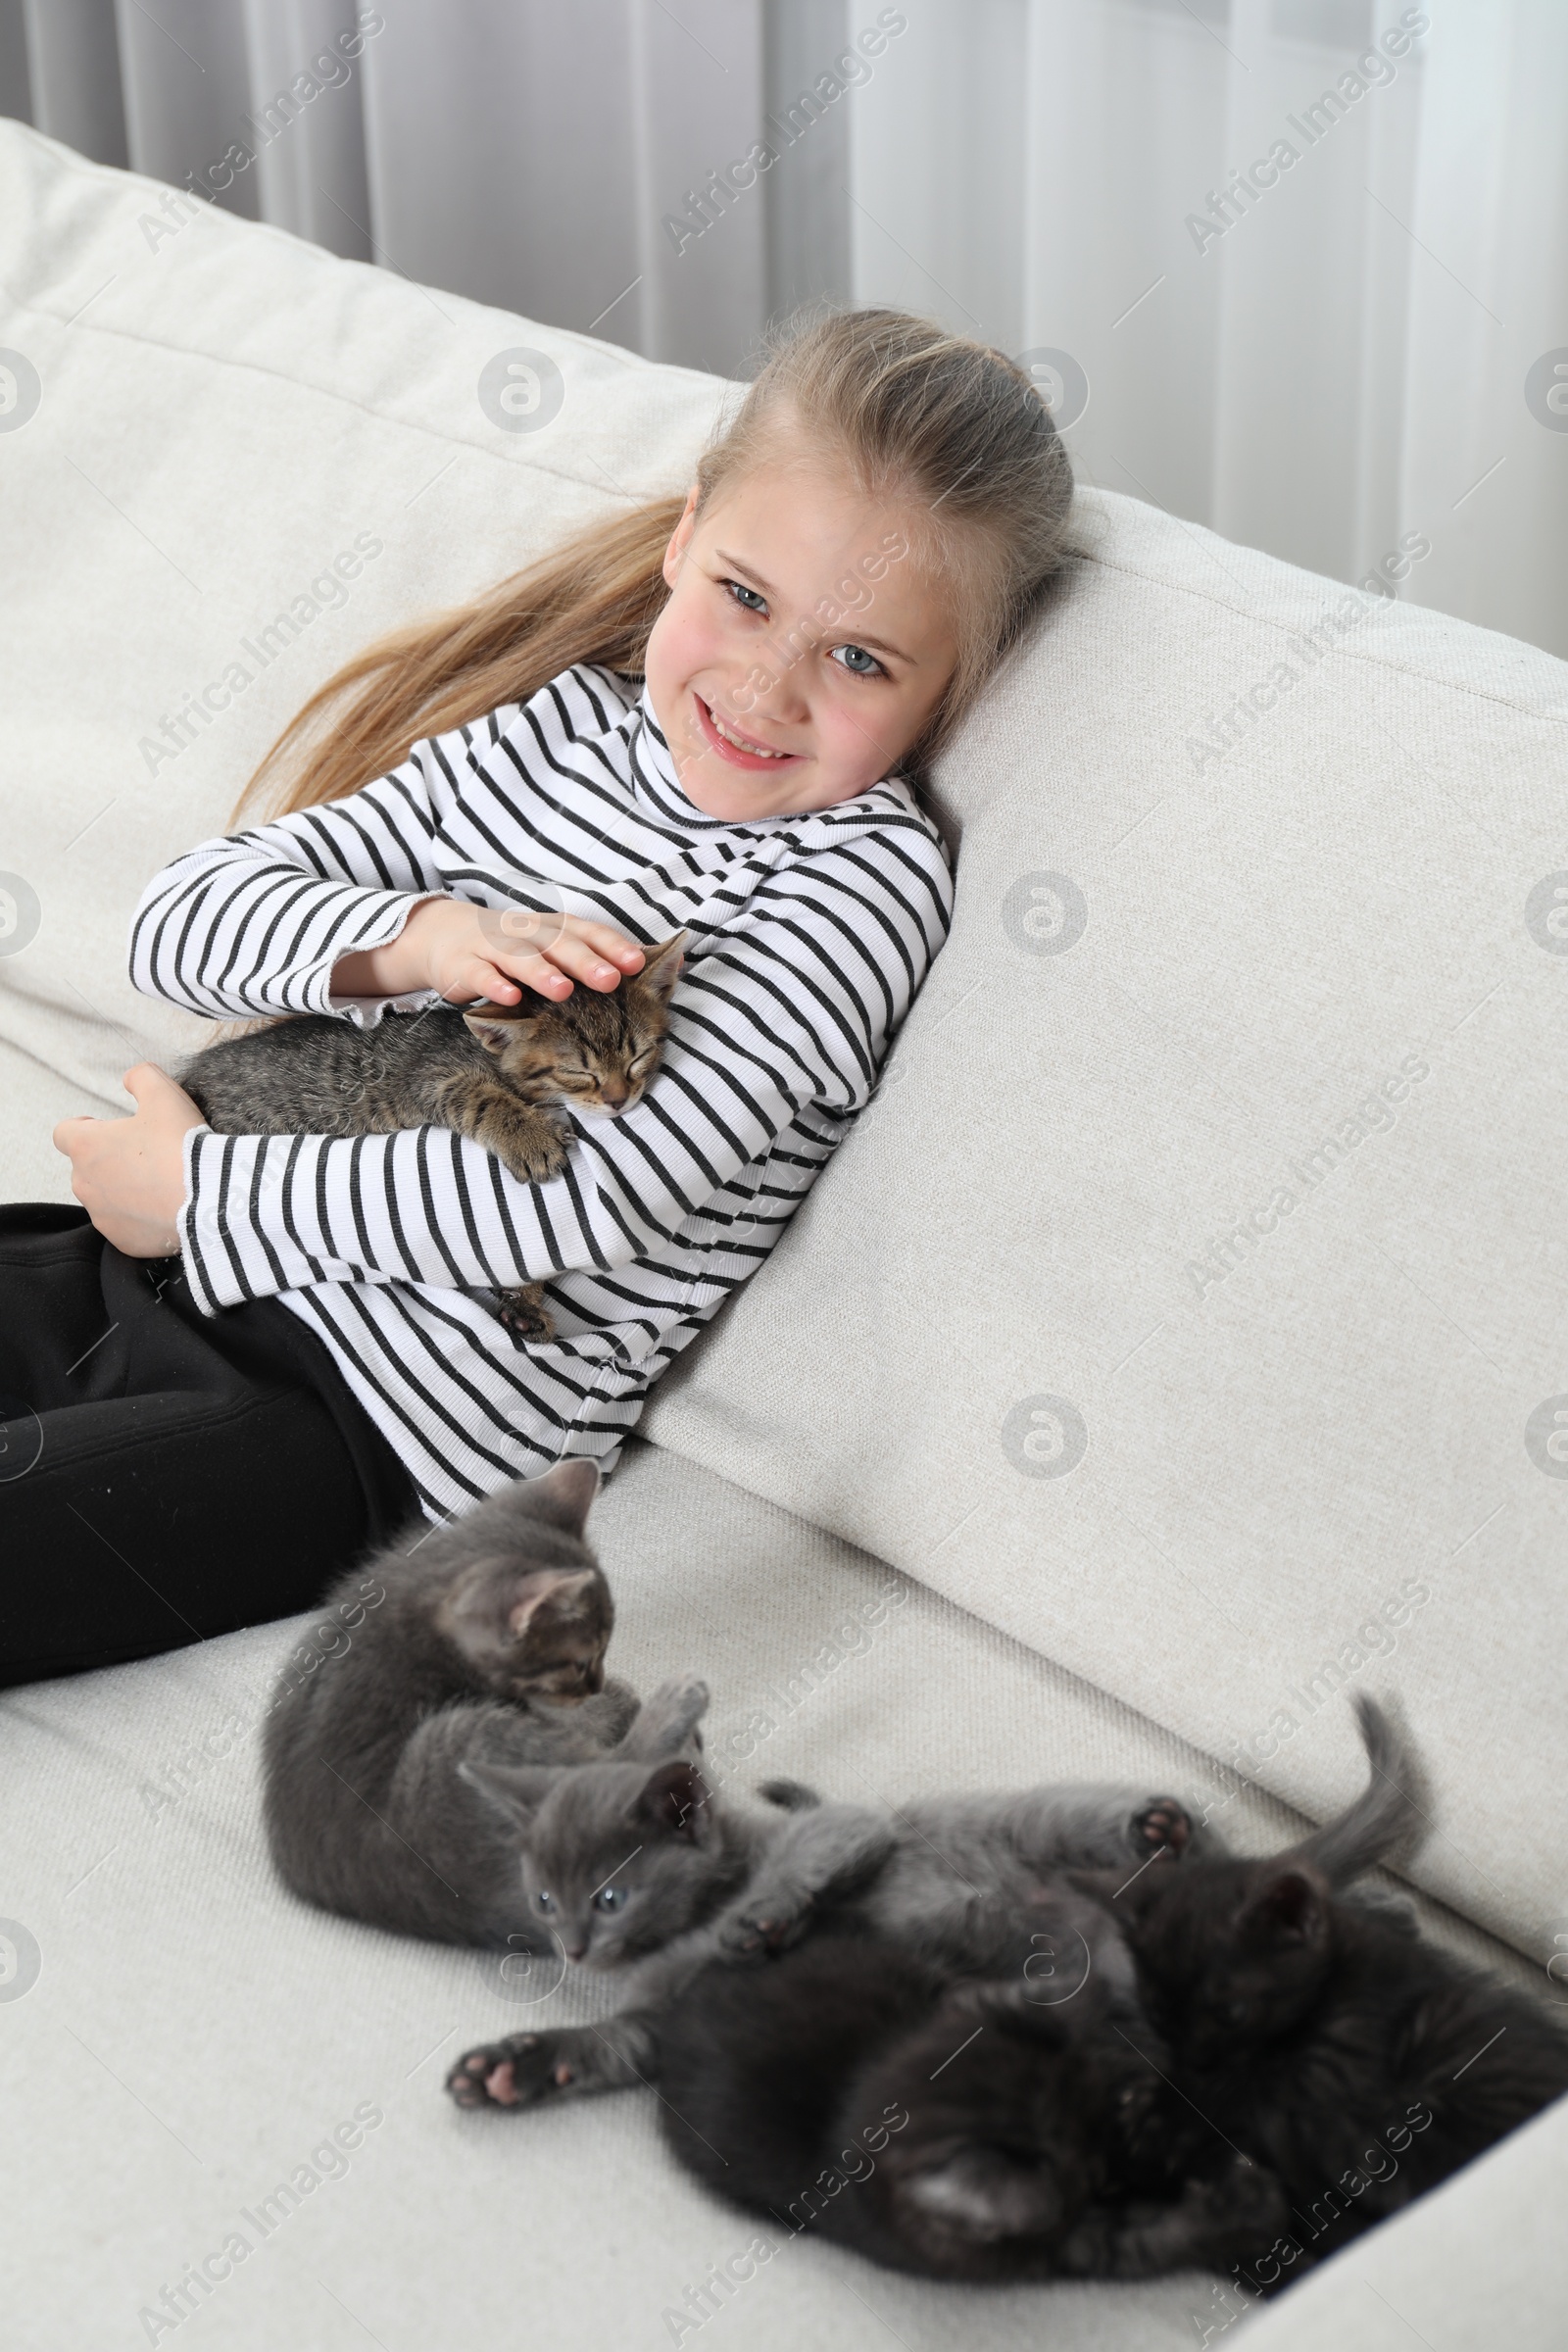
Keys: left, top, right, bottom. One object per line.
{"left": 126, "top": 729, "right": 498, "bottom": 1018}
{"left": 172, "top": 825, "right": 952, "bottom": 1314}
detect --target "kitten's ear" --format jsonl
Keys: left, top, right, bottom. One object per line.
{"left": 521, "top": 1457, "right": 600, "bottom": 1536}
{"left": 463, "top": 1007, "right": 536, "bottom": 1057}
{"left": 435, "top": 1557, "right": 600, "bottom": 1664}
{"left": 458, "top": 1758, "right": 560, "bottom": 1827}
{"left": 636, "top": 1758, "right": 710, "bottom": 1843}
{"left": 1245, "top": 1867, "right": 1328, "bottom": 1945}
{"left": 637, "top": 932, "right": 688, "bottom": 1004}
{"left": 508, "top": 1567, "right": 599, "bottom": 1638}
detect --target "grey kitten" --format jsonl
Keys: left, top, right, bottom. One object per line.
{"left": 178, "top": 931, "right": 685, "bottom": 1341}
{"left": 444, "top": 1721, "right": 1215, "bottom": 2112}
{"left": 712, "top": 1777, "right": 1225, "bottom": 1975}
{"left": 263, "top": 1459, "right": 686, "bottom": 1945}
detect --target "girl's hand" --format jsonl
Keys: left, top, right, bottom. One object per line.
{"left": 53, "top": 1064, "right": 207, "bottom": 1258}
{"left": 332, "top": 897, "right": 646, "bottom": 1006}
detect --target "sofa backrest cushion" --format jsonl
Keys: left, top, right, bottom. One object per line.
{"left": 647, "top": 479, "right": 1568, "bottom": 1962}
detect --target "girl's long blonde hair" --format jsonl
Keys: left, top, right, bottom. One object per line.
{"left": 228, "top": 307, "right": 1073, "bottom": 829}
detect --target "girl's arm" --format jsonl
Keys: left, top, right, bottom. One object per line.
{"left": 128, "top": 729, "right": 640, "bottom": 1018}
{"left": 128, "top": 740, "right": 463, "bottom": 1021}
{"left": 172, "top": 825, "right": 953, "bottom": 1313}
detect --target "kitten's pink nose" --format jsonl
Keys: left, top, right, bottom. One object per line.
{"left": 564, "top": 1940, "right": 587, "bottom": 1962}
{"left": 599, "top": 1082, "right": 629, "bottom": 1109}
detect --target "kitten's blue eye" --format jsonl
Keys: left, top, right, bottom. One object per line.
{"left": 831, "top": 643, "right": 884, "bottom": 679}
{"left": 535, "top": 1890, "right": 554, "bottom": 1912}
{"left": 723, "top": 578, "right": 768, "bottom": 615}
{"left": 593, "top": 1886, "right": 628, "bottom": 1914}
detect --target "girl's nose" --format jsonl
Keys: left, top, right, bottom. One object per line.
{"left": 745, "top": 653, "right": 809, "bottom": 724}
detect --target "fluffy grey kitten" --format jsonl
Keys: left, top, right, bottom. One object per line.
{"left": 445, "top": 1730, "right": 1215, "bottom": 2111}
{"left": 263, "top": 1460, "right": 701, "bottom": 1946}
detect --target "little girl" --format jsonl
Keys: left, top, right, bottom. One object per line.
{"left": 9, "top": 307, "right": 1071, "bottom": 1685}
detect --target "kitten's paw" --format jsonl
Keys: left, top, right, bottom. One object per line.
{"left": 1131, "top": 1798, "right": 1193, "bottom": 1858}
{"left": 489, "top": 1112, "right": 572, "bottom": 1185}
{"left": 445, "top": 2033, "right": 573, "bottom": 2111}
{"left": 495, "top": 1284, "right": 556, "bottom": 1344}
{"left": 616, "top": 1672, "right": 710, "bottom": 1757}
{"left": 1191, "top": 2150, "right": 1293, "bottom": 2258}
{"left": 579, "top": 1677, "right": 642, "bottom": 1745}
{"left": 718, "top": 1893, "right": 812, "bottom": 1962}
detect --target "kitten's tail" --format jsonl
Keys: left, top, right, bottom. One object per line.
{"left": 1291, "top": 1694, "right": 1428, "bottom": 1885}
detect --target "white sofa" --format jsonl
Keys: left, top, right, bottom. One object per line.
{"left": 2, "top": 118, "right": 1565, "bottom": 2351}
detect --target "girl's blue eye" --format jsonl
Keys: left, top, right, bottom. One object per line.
{"left": 724, "top": 579, "right": 767, "bottom": 614}
{"left": 593, "top": 1886, "right": 628, "bottom": 1914}
{"left": 832, "top": 643, "right": 884, "bottom": 678}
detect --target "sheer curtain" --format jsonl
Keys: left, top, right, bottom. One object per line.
{"left": 849, "top": 0, "right": 1568, "bottom": 657}
{"left": 1, "top": 0, "right": 1563, "bottom": 653}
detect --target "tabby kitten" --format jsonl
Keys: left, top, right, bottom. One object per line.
{"left": 178, "top": 931, "right": 686, "bottom": 1340}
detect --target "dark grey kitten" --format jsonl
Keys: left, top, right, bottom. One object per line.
{"left": 653, "top": 1934, "right": 1287, "bottom": 2283}
{"left": 178, "top": 932, "right": 685, "bottom": 1340}
{"left": 263, "top": 1459, "right": 680, "bottom": 1945}
{"left": 444, "top": 1736, "right": 1217, "bottom": 2113}
{"left": 710, "top": 1776, "right": 1221, "bottom": 1975}
{"left": 641, "top": 1702, "right": 1432, "bottom": 2284}
{"left": 1080, "top": 1695, "right": 1568, "bottom": 2287}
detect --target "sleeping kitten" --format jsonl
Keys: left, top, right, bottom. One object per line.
{"left": 1087, "top": 1694, "right": 1568, "bottom": 2284}
{"left": 653, "top": 1932, "right": 1288, "bottom": 2282}
{"left": 179, "top": 931, "right": 685, "bottom": 1340}
{"left": 264, "top": 1459, "right": 684, "bottom": 1945}
{"left": 443, "top": 1750, "right": 1213, "bottom": 2111}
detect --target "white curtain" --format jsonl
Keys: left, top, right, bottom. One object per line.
{"left": 850, "top": 0, "right": 1568, "bottom": 659}
{"left": 2, "top": 0, "right": 1563, "bottom": 654}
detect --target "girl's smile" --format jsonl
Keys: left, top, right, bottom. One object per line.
{"left": 692, "top": 691, "right": 802, "bottom": 769}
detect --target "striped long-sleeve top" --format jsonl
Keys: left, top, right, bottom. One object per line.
{"left": 128, "top": 664, "right": 953, "bottom": 1523}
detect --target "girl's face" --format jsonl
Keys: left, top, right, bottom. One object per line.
{"left": 642, "top": 452, "right": 959, "bottom": 820}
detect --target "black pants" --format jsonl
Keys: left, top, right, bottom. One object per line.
{"left": 0, "top": 1203, "right": 421, "bottom": 1688}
